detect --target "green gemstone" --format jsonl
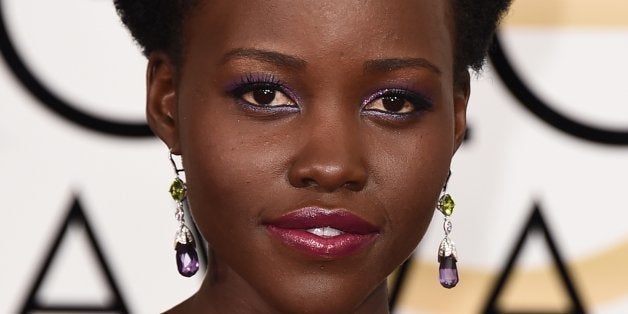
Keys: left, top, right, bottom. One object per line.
{"left": 169, "top": 178, "right": 186, "bottom": 201}
{"left": 438, "top": 194, "right": 455, "bottom": 216}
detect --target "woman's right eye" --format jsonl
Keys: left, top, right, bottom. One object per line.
{"left": 236, "top": 85, "right": 296, "bottom": 108}
{"left": 230, "top": 82, "right": 297, "bottom": 110}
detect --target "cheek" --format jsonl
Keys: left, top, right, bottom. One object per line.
{"left": 178, "top": 111, "right": 291, "bottom": 242}
{"left": 368, "top": 117, "right": 454, "bottom": 250}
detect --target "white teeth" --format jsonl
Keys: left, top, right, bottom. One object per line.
{"left": 306, "top": 226, "right": 345, "bottom": 237}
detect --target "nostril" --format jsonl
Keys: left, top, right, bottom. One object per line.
{"left": 301, "top": 178, "right": 317, "bottom": 188}
{"left": 343, "top": 181, "right": 364, "bottom": 192}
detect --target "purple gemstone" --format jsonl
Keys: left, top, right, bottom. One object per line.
{"left": 438, "top": 255, "right": 459, "bottom": 288}
{"left": 175, "top": 242, "right": 199, "bottom": 277}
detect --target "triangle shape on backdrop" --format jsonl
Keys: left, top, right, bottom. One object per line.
{"left": 482, "top": 203, "right": 586, "bottom": 314}
{"left": 37, "top": 223, "right": 111, "bottom": 306}
{"left": 19, "top": 196, "right": 129, "bottom": 313}
{"left": 497, "top": 232, "right": 571, "bottom": 311}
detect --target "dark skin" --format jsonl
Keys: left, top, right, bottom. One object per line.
{"left": 147, "top": 0, "right": 469, "bottom": 313}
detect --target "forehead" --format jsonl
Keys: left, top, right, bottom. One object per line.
{"left": 184, "top": 0, "right": 454, "bottom": 72}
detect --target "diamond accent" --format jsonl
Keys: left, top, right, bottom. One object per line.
{"left": 438, "top": 236, "right": 457, "bottom": 260}
{"left": 174, "top": 225, "right": 195, "bottom": 247}
{"left": 444, "top": 219, "right": 453, "bottom": 235}
{"left": 175, "top": 209, "right": 184, "bottom": 221}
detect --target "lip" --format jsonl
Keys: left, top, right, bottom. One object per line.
{"left": 265, "top": 207, "right": 380, "bottom": 258}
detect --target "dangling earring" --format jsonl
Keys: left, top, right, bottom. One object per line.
{"left": 437, "top": 171, "right": 458, "bottom": 288}
{"left": 169, "top": 152, "right": 199, "bottom": 277}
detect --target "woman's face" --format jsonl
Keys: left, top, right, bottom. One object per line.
{"left": 148, "top": 0, "right": 468, "bottom": 312}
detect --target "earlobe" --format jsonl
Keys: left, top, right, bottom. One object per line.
{"left": 146, "top": 52, "right": 181, "bottom": 154}
{"left": 452, "top": 71, "right": 470, "bottom": 154}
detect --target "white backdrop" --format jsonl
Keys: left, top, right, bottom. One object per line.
{"left": 2, "top": 0, "right": 628, "bottom": 313}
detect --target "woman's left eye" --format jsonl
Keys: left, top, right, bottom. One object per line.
{"left": 362, "top": 89, "right": 433, "bottom": 116}
{"left": 239, "top": 86, "right": 295, "bottom": 107}
{"left": 364, "top": 95, "right": 416, "bottom": 114}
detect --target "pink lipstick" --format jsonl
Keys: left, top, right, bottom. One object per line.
{"left": 266, "top": 207, "right": 379, "bottom": 258}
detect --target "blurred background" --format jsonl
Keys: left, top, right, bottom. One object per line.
{"left": 2, "top": 0, "right": 627, "bottom": 313}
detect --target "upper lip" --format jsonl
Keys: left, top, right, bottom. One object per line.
{"left": 265, "top": 207, "right": 380, "bottom": 235}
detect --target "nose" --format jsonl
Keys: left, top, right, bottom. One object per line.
{"left": 288, "top": 117, "right": 368, "bottom": 193}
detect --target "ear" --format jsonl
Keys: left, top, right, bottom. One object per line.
{"left": 146, "top": 52, "right": 181, "bottom": 154}
{"left": 452, "top": 70, "right": 470, "bottom": 154}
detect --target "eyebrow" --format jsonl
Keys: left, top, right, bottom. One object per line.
{"left": 221, "top": 48, "right": 307, "bottom": 69}
{"left": 364, "top": 58, "right": 442, "bottom": 75}
{"left": 221, "top": 48, "right": 441, "bottom": 75}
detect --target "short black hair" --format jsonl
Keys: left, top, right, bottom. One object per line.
{"left": 114, "top": 0, "right": 511, "bottom": 77}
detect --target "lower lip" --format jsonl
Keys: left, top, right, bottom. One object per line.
{"left": 266, "top": 226, "right": 377, "bottom": 258}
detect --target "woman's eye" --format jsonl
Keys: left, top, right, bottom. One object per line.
{"left": 365, "top": 95, "right": 415, "bottom": 114}
{"left": 240, "top": 87, "right": 295, "bottom": 107}
{"left": 363, "top": 88, "right": 434, "bottom": 117}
